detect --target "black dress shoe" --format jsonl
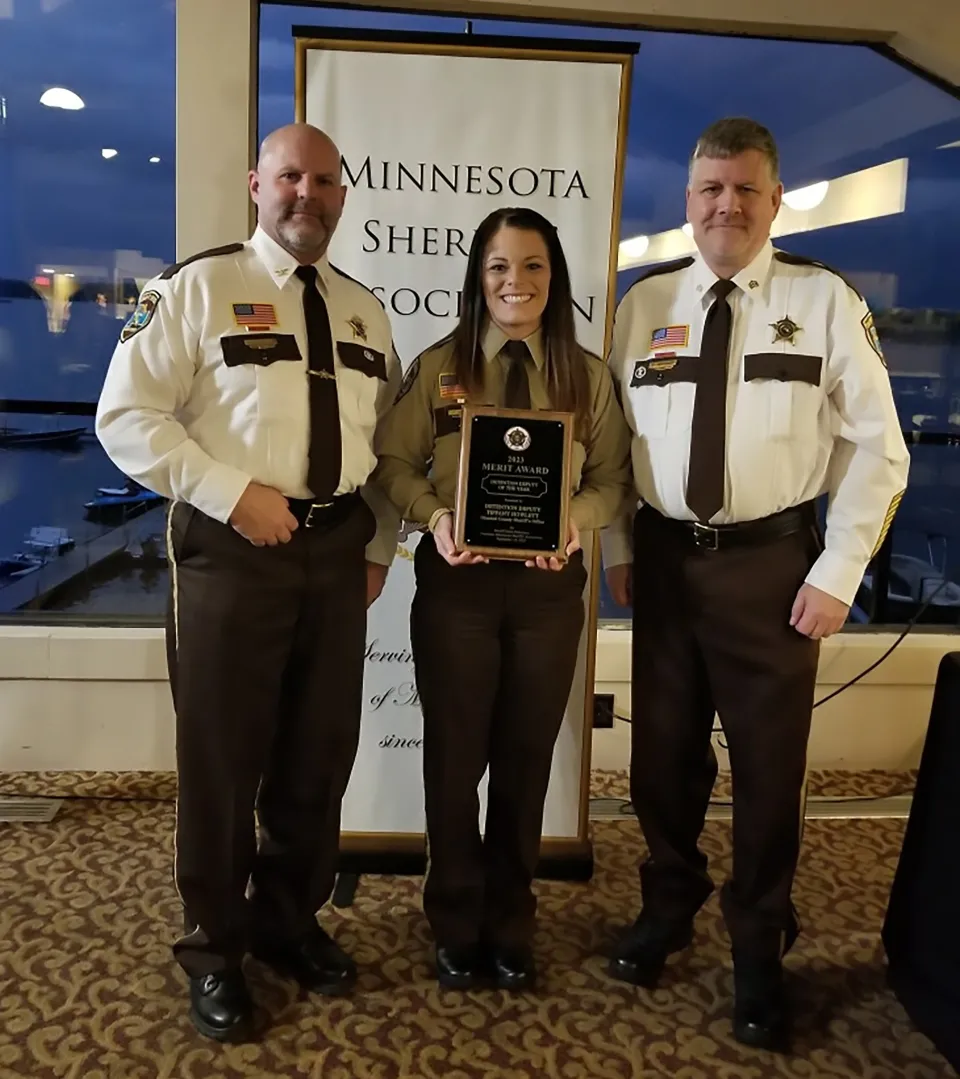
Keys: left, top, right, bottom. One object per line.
{"left": 252, "top": 927, "right": 356, "bottom": 995}
{"left": 435, "top": 944, "right": 482, "bottom": 989}
{"left": 733, "top": 958, "right": 790, "bottom": 1052}
{"left": 188, "top": 969, "right": 253, "bottom": 1042}
{"left": 608, "top": 911, "right": 694, "bottom": 989}
{"left": 492, "top": 946, "right": 536, "bottom": 992}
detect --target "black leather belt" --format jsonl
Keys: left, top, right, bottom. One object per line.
{"left": 286, "top": 490, "right": 361, "bottom": 529}
{"left": 639, "top": 501, "right": 815, "bottom": 552}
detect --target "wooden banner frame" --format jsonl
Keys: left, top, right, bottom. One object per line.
{"left": 293, "top": 26, "right": 635, "bottom": 876}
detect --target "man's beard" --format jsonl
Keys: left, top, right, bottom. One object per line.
{"left": 278, "top": 210, "right": 334, "bottom": 256}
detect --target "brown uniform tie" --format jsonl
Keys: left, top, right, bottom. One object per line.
{"left": 686, "top": 278, "right": 737, "bottom": 522}
{"left": 502, "top": 338, "right": 532, "bottom": 410}
{"left": 295, "top": 265, "right": 341, "bottom": 502}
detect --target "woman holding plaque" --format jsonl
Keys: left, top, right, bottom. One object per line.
{"left": 375, "top": 206, "right": 631, "bottom": 991}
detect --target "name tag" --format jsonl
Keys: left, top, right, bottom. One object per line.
{"left": 220, "top": 333, "right": 301, "bottom": 367}
{"left": 630, "top": 356, "right": 697, "bottom": 386}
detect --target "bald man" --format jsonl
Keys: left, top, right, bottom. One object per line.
{"left": 96, "top": 123, "right": 401, "bottom": 1041}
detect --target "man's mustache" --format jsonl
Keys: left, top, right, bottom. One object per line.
{"left": 284, "top": 203, "right": 326, "bottom": 220}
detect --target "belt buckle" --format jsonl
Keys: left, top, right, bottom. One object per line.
{"left": 692, "top": 522, "right": 719, "bottom": 551}
{"left": 304, "top": 501, "right": 333, "bottom": 529}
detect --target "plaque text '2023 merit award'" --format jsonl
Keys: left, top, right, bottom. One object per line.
{"left": 454, "top": 404, "right": 573, "bottom": 561}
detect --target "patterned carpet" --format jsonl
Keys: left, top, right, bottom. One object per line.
{"left": 0, "top": 771, "right": 952, "bottom": 1079}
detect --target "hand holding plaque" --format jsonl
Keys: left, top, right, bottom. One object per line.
{"left": 454, "top": 404, "right": 574, "bottom": 562}
{"left": 525, "top": 517, "right": 580, "bottom": 572}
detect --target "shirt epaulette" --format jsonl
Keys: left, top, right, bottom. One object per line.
{"left": 621, "top": 256, "right": 696, "bottom": 302}
{"left": 159, "top": 243, "right": 246, "bottom": 280}
{"left": 413, "top": 333, "right": 457, "bottom": 371}
{"left": 773, "top": 251, "right": 864, "bottom": 301}
{"left": 330, "top": 263, "right": 378, "bottom": 300}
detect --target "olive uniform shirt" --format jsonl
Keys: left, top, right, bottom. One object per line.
{"left": 375, "top": 322, "right": 632, "bottom": 534}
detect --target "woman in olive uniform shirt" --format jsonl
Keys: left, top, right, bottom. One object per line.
{"left": 375, "top": 207, "right": 631, "bottom": 991}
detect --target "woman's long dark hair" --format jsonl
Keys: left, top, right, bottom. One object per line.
{"left": 449, "top": 207, "right": 592, "bottom": 434}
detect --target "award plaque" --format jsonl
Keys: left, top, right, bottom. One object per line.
{"left": 454, "top": 404, "right": 574, "bottom": 561}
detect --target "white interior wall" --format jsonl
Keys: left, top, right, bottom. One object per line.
{"left": 0, "top": 626, "right": 954, "bottom": 774}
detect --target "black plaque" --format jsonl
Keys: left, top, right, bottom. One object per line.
{"left": 454, "top": 405, "right": 573, "bottom": 561}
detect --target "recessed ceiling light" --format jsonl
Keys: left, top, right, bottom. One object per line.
{"left": 40, "top": 87, "right": 85, "bottom": 110}
{"left": 101, "top": 148, "right": 118, "bottom": 159}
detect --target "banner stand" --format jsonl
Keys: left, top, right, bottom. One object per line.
{"left": 293, "top": 26, "right": 636, "bottom": 883}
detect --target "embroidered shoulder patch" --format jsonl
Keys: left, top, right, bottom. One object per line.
{"left": 861, "top": 311, "right": 886, "bottom": 365}
{"left": 395, "top": 357, "right": 421, "bottom": 403}
{"left": 120, "top": 290, "right": 161, "bottom": 343}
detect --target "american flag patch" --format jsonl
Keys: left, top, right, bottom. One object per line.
{"left": 650, "top": 325, "right": 689, "bottom": 351}
{"left": 233, "top": 302, "right": 278, "bottom": 328}
{"left": 439, "top": 373, "right": 466, "bottom": 400}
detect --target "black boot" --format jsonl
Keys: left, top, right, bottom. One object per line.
{"left": 435, "top": 944, "right": 483, "bottom": 989}
{"left": 608, "top": 911, "right": 694, "bottom": 989}
{"left": 252, "top": 926, "right": 357, "bottom": 995}
{"left": 491, "top": 945, "right": 537, "bottom": 992}
{"left": 732, "top": 956, "right": 790, "bottom": 1052}
{"left": 188, "top": 969, "right": 253, "bottom": 1042}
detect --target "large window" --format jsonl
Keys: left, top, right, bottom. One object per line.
{"left": 263, "top": 4, "right": 960, "bottom": 630}
{"left": 1, "top": 1, "right": 957, "bottom": 630}
{"left": 0, "top": 0, "right": 174, "bottom": 621}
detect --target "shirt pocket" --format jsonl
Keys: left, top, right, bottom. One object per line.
{"left": 217, "top": 333, "right": 303, "bottom": 422}
{"left": 336, "top": 340, "right": 387, "bottom": 424}
{"left": 626, "top": 355, "right": 697, "bottom": 438}
{"left": 743, "top": 353, "right": 823, "bottom": 438}
{"left": 433, "top": 404, "right": 462, "bottom": 439}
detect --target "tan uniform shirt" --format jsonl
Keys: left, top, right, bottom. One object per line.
{"left": 600, "top": 241, "right": 910, "bottom": 605}
{"left": 375, "top": 322, "right": 632, "bottom": 534}
{"left": 95, "top": 227, "right": 401, "bottom": 565}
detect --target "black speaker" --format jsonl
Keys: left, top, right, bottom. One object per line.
{"left": 883, "top": 651, "right": 960, "bottom": 1073}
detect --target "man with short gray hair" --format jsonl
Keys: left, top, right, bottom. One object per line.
{"left": 97, "top": 123, "right": 401, "bottom": 1041}
{"left": 602, "top": 116, "right": 908, "bottom": 1051}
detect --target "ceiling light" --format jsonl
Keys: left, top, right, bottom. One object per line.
{"left": 681, "top": 222, "right": 694, "bottom": 238}
{"left": 620, "top": 235, "right": 649, "bottom": 259}
{"left": 101, "top": 148, "right": 118, "bottom": 159}
{"left": 782, "top": 180, "right": 829, "bottom": 211}
{"left": 41, "top": 267, "right": 55, "bottom": 274}
{"left": 39, "top": 87, "right": 85, "bottom": 110}
{"left": 149, "top": 156, "right": 160, "bottom": 164}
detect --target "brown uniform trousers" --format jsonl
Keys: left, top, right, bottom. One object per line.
{"left": 630, "top": 503, "right": 821, "bottom": 959}
{"left": 166, "top": 495, "right": 374, "bottom": 977}
{"left": 411, "top": 538, "right": 587, "bottom": 949}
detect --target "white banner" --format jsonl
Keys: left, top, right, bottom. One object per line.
{"left": 299, "top": 36, "right": 630, "bottom": 846}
